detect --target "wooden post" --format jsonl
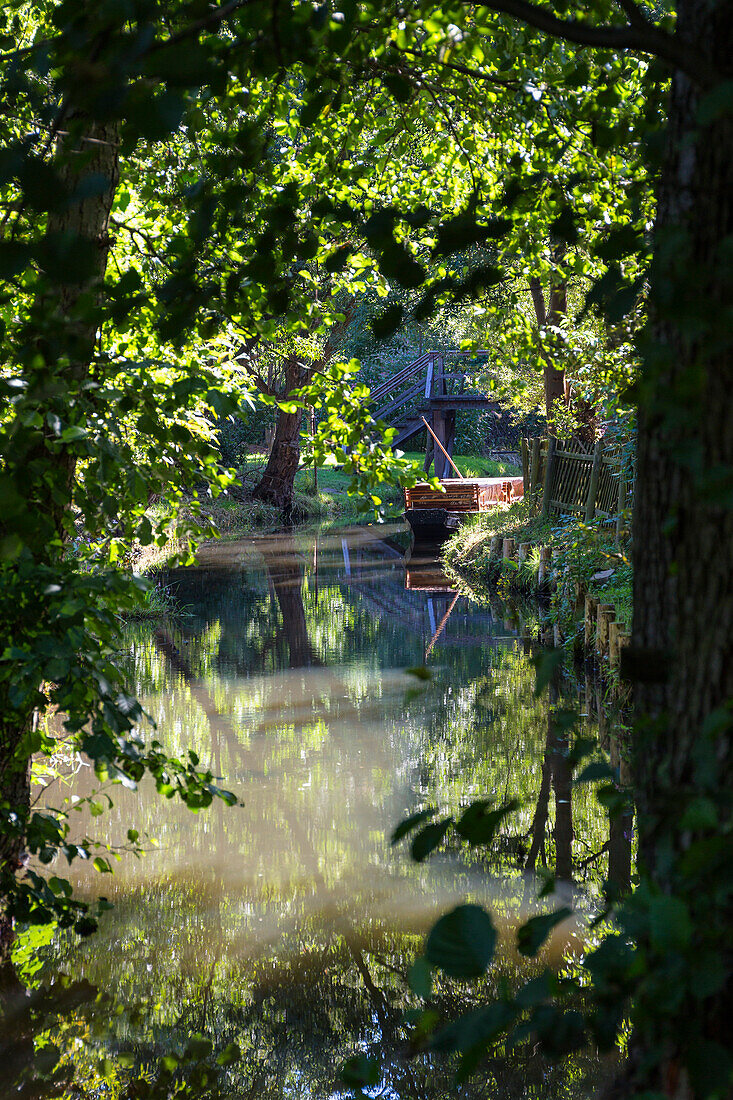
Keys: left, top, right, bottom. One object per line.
{"left": 550, "top": 547, "right": 562, "bottom": 589}
{"left": 518, "top": 542, "right": 530, "bottom": 568}
{"left": 574, "top": 579, "right": 586, "bottom": 613}
{"left": 537, "top": 545, "right": 551, "bottom": 587}
{"left": 490, "top": 535, "right": 502, "bottom": 560}
{"left": 541, "top": 435, "right": 556, "bottom": 520}
{"left": 521, "top": 437, "right": 529, "bottom": 496}
{"left": 617, "top": 630, "right": 631, "bottom": 677}
{"left": 585, "top": 437, "right": 604, "bottom": 522}
{"left": 609, "top": 621, "right": 626, "bottom": 670}
{"left": 584, "top": 595, "right": 599, "bottom": 649}
{"left": 502, "top": 537, "right": 515, "bottom": 561}
{"left": 424, "top": 355, "right": 434, "bottom": 399}
{"left": 596, "top": 603, "right": 615, "bottom": 656}
{"left": 553, "top": 623, "right": 563, "bottom": 647}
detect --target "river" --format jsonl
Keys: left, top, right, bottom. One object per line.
{"left": 17, "top": 525, "right": 628, "bottom": 1098}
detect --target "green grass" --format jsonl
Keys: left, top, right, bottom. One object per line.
{"left": 399, "top": 451, "right": 520, "bottom": 478}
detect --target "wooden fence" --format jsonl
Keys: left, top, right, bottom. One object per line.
{"left": 520, "top": 435, "right": 632, "bottom": 534}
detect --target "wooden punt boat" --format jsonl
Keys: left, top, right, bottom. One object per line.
{"left": 403, "top": 476, "right": 524, "bottom": 539}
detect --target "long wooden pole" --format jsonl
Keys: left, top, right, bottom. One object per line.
{"left": 420, "top": 415, "right": 464, "bottom": 479}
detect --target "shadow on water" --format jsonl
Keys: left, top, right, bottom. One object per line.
{"left": 4, "top": 524, "right": 631, "bottom": 1098}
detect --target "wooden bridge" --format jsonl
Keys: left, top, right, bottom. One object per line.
{"left": 369, "top": 350, "right": 494, "bottom": 476}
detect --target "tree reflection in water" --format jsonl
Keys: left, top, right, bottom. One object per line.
{"left": 4, "top": 526, "right": 630, "bottom": 1098}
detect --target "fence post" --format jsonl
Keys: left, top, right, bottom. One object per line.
{"left": 529, "top": 436, "right": 540, "bottom": 500}
{"left": 541, "top": 435, "right": 556, "bottom": 521}
{"left": 521, "top": 437, "right": 529, "bottom": 496}
{"left": 615, "top": 460, "right": 628, "bottom": 546}
{"left": 585, "top": 437, "right": 604, "bottom": 522}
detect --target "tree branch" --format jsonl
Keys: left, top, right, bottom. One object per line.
{"left": 474, "top": 0, "right": 712, "bottom": 86}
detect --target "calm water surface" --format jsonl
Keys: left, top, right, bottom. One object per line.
{"left": 31, "top": 525, "right": 624, "bottom": 1098}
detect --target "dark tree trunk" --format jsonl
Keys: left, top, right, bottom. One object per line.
{"left": 525, "top": 744, "right": 553, "bottom": 873}
{"left": 252, "top": 356, "right": 303, "bottom": 514}
{"left": 252, "top": 404, "right": 303, "bottom": 514}
{"left": 262, "top": 539, "right": 322, "bottom": 668}
{"left": 551, "top": 727, "right": 574, "bottom": 885}
{"left": 629, "top": 0, "right": 733, "bottom": 1091}
{"left": 530, "top": 269, "right": 568, "bottom": 426}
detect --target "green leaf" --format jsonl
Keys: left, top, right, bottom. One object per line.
{"left": 391, "top": 807, "right": 437, "bottom": 845}
{"left": 341, "top": 1054, "right": 379, "bottom": 1087}
{"left": 686, "top": 1041, "right": 733, "bottom": 1097}
{"left": 431, "top": 1001, "right": 516, "bottom": 1052}
{"left": 371, "top": 304, "right": 404, "bottom": 340}
{"left": 381, "top": 72, "right": 412, "bottom": 102}
{"left": 531, "top": 648, "right": 564, "bottom": 697}
{"left": 455, "top": 799, "right": 519, "bottom": 845}
{"left": 216, "top": 1042, "right": 241, "bottom": 1066}
{"left": 426, "top": 904, "right": 496, "bottom": 979}
{"left": 575, "top": 762, "right": 614, "bottom": 784}
{"left": 60, "top": 425, "right": 88, "bottom": 443}
{"left": 517, "top": 908, "right": 573, "bottom": 957}
{"left": 405, "top": 665, "right": 432, "bottom": 680}
{"left": 408, "top": 957, "right": 433, "bottom": 998}
{"left": 185, "top": 1035, "right": 213, "bottom": 1061}
{"left": 646, "top": 895, "right": 692, "bottom": 951}
{"left": 411, "top": 817, "right": 452, "bottom": 862}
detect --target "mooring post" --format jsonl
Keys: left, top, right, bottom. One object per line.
{"left": 537, "top": 545, "right": 551, "bottom": 587}
{"left": 596, "top": 603, "right": 615, "bottom": 656}
{"left": 584, "top": 595, "right": 599, "bottom": 649}
{"left": 609, "top": 621, "right": 626, "bottom": 670}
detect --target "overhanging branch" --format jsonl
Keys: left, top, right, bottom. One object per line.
{"left": 475, "top": 0, "right": 712, "bottom": 86}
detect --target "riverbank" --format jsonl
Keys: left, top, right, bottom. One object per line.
{"left": 134, "top": 452, "right": 518, "bottom": 573}
{"left": 442, "top": 498, "right": 633, "bottom": 655}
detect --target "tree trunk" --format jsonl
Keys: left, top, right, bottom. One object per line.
{"left": 530, "top": 268, "right": 568, "bottom": 427}
{"left": 252, "top": 357, "right": 304, "bottom": 515}
{"left": 630, "top": 0, "right": 733, "bottom": 1090}
{"left": 551, "top": 726, "right": 574, "bottom": 886}
{"left": 262, "top": 538, "right": 322, "bottom": 668}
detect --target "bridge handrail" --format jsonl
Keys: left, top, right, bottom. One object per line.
{"left": 369, "top": 351, "right": 432, "bottom": 405}
{"left": 369, "top": 349, "right": 492, "bottom": 404}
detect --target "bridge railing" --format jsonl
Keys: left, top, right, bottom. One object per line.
{"left": 369, "top": 350, "right": 492, "bottom": 423}
{"left": 369, "top": 351, "right": 432, "bottom": 405}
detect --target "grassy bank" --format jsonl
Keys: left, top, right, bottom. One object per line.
{"left": 443, "top": 499, "right": 633, "bottom": 641}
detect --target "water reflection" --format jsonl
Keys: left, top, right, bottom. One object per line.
{"left": 10, "top": 525, "right": 630, "bottom": 1097}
